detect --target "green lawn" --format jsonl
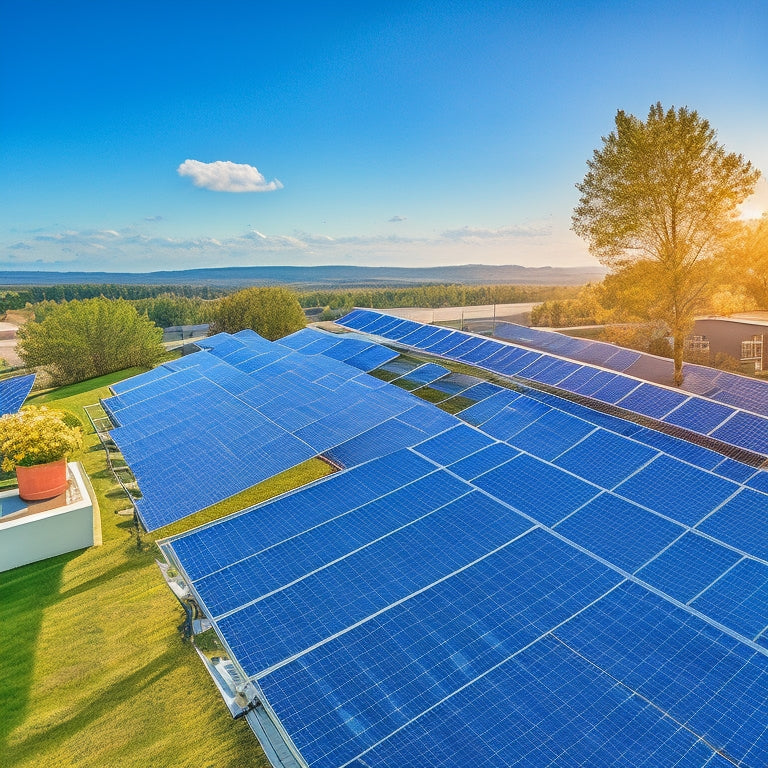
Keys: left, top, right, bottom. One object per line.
{"left": 1, "top": 368, "right": 329, "bottom": 768}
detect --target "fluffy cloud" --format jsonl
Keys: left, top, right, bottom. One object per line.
{"left": 177, "top": 159, "right": 283, "bottom": 193}
{"left": 1, "top": 217, "right": 594, "bottom": 271}
{"left": 441, "top": 222, "right": 552, "bottom": 240}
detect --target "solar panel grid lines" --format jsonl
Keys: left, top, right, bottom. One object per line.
{"left": 552, "top": 582, "right": 768, "bottom": 765}
{"left": 552, "top": 493, "right": 687, "bottom": 574}
{"left": 253, "top": 535, "right": 627, "bottom": 768}
{"left": 165, "top": 448, "right": 439, "bottom": 581}
{"left": 227, "top": 499, "right": 539, "bottom": 683}
{"left": 195, "top": 474, "right": 475, "bottom": 620}
{"left": 337, "top": 311, "right": 768, "bottom": 457}
{"left": 635, "top": 533, "right": 744, "bottom": 605}
{"left": 118, "top": 320, "right": 768, "bottom": 764}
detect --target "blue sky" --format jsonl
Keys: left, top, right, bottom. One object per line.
{"left": 1, "top": 0, "right": 766, "bottom": 273}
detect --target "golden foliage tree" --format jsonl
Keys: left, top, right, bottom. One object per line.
{"left": 211, "top": 286, "right": 306, "bottom": 340}
{"left": 572, "top": 103, "right": 760, "bottom": 385}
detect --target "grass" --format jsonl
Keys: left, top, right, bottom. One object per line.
{"left": 411, "top": 386, "right": 450, "bottom": 404}
{"left": 27, "top": 368, "right": 148, "bottom": 403}
{"left": 1, "top": 366, "right": 331, "bottom": 768}
{"left": 436, "top": 395, "right": 476, "bottom": 415}
{"left": 154, "top": 458, "right": 334, "bottom": 540}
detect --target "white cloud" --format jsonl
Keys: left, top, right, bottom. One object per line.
{"left": 388, "top": 215, "right": 407, "bottom": 222}
{"left": 177, "top": 159, "right": 283, "bottom": 193}
{"left": 441, "top": 222, "right": 552, "bottom": 240}
{"left": 1, "top": 217, "right": 596, "bottom": 271}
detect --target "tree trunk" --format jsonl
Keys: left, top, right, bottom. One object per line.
{"left": 673, "top": 330, "right": 685, "bottom": 387}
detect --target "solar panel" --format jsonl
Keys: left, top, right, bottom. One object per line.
{"left": 614, "top": 455, "right": 739, "bottom": 527}
{"left": 412, "top": 424, "right": 496, "bottom": 465}
{"left": 555, "top": 429, "right": 658, "bottom": 488}
{"left": 689, "top": 558, "right": 768, "bottom": 640}
{"left": 0, "top": 373, "right": 36, "bottom": 415}
{"left": 554, "top": 582, "right": 768, "bottom": 767}
{"left": 553, "top": 492, "right": 684, "bottom": 573}
{"left": 111, "top": 318, "right": 768, "bottom": 766}
{"left": 399, "top": 363, "right": 451, "bottom": 385}
{"left": 615, "top": 382, "right": 690, "bottom": 419}
{"left": 696, "top": 488, "right": 768, "bottom": 560}
{"left": 504, "top": 409, "right": 595, "bottom": 461}
{"left": 338, "top": 311, "right": 768, "bottom": 457}
{"left": 472, "top": 453, "right": 601, "bottom": 526}
{"left": 635, "top": 532, "right": 742, "bottom": 603}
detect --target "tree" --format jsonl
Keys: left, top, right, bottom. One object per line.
{"left": 210, "top": 286, "right": 306, "bottom": 339}
{"left": 572, "top": 103, "right": 760, "bottom": 385}
{"left": 18, "top": 297, "right": 164, "bottom": 385}
{"left": 724, "top": 213, "right": 768, "bottom": 308}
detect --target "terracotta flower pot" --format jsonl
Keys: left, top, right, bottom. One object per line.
{"left": 16, "top": 459, "right": 68, "bottom": 501}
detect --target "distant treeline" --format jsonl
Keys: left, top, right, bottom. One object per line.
{"left": 0, "top": 283, "right": 225, "bottom": 311}
{"left": 297, "top": 284, "right": 578, "bottom": 311}
{"left": 6, "top": 282, "right": 581, "bottom": 329}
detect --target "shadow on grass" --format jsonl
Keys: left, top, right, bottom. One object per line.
{"left": 0, "top": 551, "right": 79, "bottom": 752}
{"left": 2, "top": 646, "right": 178, "bottom": 765}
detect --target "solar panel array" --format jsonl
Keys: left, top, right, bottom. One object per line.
{"left": 150, "top": 327, "right": 768, "bottom": 768}
{"left": 492, "top": 321, "right": 768, "bottom": 417}
{"left": 0, "top": 373, "right": 35, "bottom": 415}
{"left": 106, "top": 331, "right": 425, "bottom": 530}
{"left": 337, "top": 310, "right": 768, "bottom": 458}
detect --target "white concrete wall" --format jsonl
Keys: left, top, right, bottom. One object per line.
{"left": 0, "top": 463, "right": 96, "bottom": 573}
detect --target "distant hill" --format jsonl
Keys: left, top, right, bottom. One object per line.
{"left": 0, "top": 264, "right": 605, "bottom": 289}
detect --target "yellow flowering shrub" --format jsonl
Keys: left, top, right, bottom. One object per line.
{"left": 0, "top": 405, "right": 83, "bottom": 471}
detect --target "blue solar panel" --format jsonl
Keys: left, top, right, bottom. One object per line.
{"left": 344, "top": 345, "right": 398, "bottom": 371}
{"left": 323, "top": 418, "right": 428, "bottom": 468}
{"left": 746, "top": 469, "right": 768, "bottom": 494}
{"left": 217, "top": 491, "right": 535, "bottom": 675}
{"left": 505, "top": 409, "right": 595, "bottom": 461}
{"left": 636, "top": 532, "right": 742, "bottom": 604}
{"left": 396, "top": 403, "right": 457, "bottom": 434}
{"left": 696, "top": 489, "right": 768, "bottom": 560}
{"left": 603, "top": 347, "right": 642, "bottom": 372}
{"left": 131, "top": 314, "right": 768, "bottom": 765}
{"left": 568, "top": 369, "right": 618, "bottom": 397}
{"left": 428, "top": 373, "right": 478, "bottom": 396}
{"left": 322, "top": 338, "right": 374, "bottom": 361}
{"left": 169, "top": 449, "right": 436, "bottom": 580}
{"left": 714, "top": 457, "right": 761, "bottom": 484}
{"left": 448, "top": 442, "right": 520, "bottom": 480}
{"left": 615, "top": 383, "right": 690, "bottom": 419}
{"left": 555, "top": 429, "right": 658, "bottom": 488}
{"left": 629, "top": 427, "right": 724, "bottom": 471}
{"left": 457, "top": 340, "right": 501, "bottom": 364}
{"left": 690, "top": 558, "right": 768, "bottom": 640}
{"left": 401, "top": 363, "right": 451, "bottom": 385}
{"left": 459, "top": 382, "right": 505, "bottom": 403}
{"left": 247, "top": 530, "right": 621, "bottom": 768}
{"left": 472, "top": 453, "right": 601, "bottom": 526}
{"left": 554, "top": 582, "right": 768, "bottom": 768}
{"left": 590, "top": 374, "right": 642, "bottom": 404}
{"left": 479, "top": 398, "right": 551, "bottom": 440}
{"left": 195, "top": 472, "right": 471, "bottom": 618}
{"left": 413, "top": 424, "right": 495, "bottom": 465}
{"left": 614, "top": 455, "right": 739, "bottom": 527}
{"left": 346, "top": 633, "right": 718, "bottom": 768}
{"left": 458, "top": 390, "right": 520, "bottom": 426}
{"left": 663, "top": 398, "right": 733, "bottom": 434}
{"left": 710, "top": 411, "right": 768, "bottom": 455}
{"left": 525, "top": 358, "right": 582, "bottom": 386}
{"left": 0, "top": 373, "right": 35, "bottom": 416}
{"left": 554, "top": 493, "right": 684, "bottom": 573}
